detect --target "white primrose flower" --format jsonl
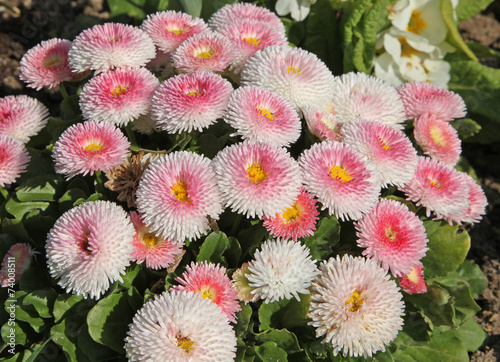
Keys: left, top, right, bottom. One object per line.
{"left": 275, "top": 0, "right": 316, "bottom": 21}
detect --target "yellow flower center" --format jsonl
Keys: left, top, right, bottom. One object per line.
{"left": 385, "top": 226, "right": 396, "bottom": 240}
{"left": 142, "top": 232, "right": 159, "bottom": 247}
{"left": 428, "top": 179, "right": 442, "bottom": 189}
{"left": 200, "top": 286, "right": 215, "bottom": 300}
{"left": 111, "top": 85, "right": 128, "bottom": 97}
{"left": 399, "top": 37, "right": 420, "bottom": 58}
{"left": 43, "top": 56, "right": 63, "bottom": 69}
{"left": 196, "top": 50, "right": 213, "bottom": 59}
{"left": 287, "top": 66, "right": 301, "bottom": 75}
{"left": 177, "top": 336, "right": 196, "bottom": 353}
{"left": 243, "top": 36, "right": 260, "bottom": 47}
{"left": 329, "top": 165, "right": 351, "bottom": 183}
{"left": 247, "top": 163, "right": 267, "bottom": 185}
{"left": 257, "top": 107, "right": 274, "bottom": 121}
{"left": 172, "top": 181, "right": 191, "bottom": 203}
{"left": 407, "top": 10, "right": 427, "bottom": 35}
{"left": 282, "top": 204, "right": 300, "bottom": 221}
{"left": 429, "top": 125, "right": 446, "bottom": 146}
{"left": 186, "top": 89, "right": 204, "bottom": 97}
{"left": 345, "top": 289, "right": 364, "bottom": 312}
{"left": 84, "top": 143, "right": 103, "bottom": 153}
{"left": 379, "top": 137, "right": 390, "bottom": 151}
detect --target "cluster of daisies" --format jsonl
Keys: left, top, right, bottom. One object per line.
{"left": 0, "top": 2, "right": 488, "bottom": 360}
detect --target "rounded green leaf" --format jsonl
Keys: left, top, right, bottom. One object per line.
{"left": 255, "top": 341, "right": 288, "bottom": 362}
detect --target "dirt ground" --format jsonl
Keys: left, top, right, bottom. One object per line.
{"left": 1, "top": 1, "right": 499, "bottom": 360}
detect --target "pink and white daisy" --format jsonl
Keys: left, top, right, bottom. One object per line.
{"left": 125, "top": 291, "right": 236, "bottom": 361}
{"left": 151, "top": 71, "right": 233, "bottom": 133}
{"left": 355, "top": 199, "right": 428, "bottom": 277}
{"left": 240, "top": 46, "right": 335, "bottom": 113}
{"left": 299, "top": 141, "right": 381, "bottom": 221}
{"left": 262, "top": 188, "right": 319, "bottom": 241}
{"left": 212, "top": 141, "right": 302, "bottom": 218}
{"left": 414, "top": 113, "right": 461, "bottom": 166}
{"left": 172, "top": 261, "right": 241, "bottom": 323}
{"left": 401, "top": 157, "right": 470, "bottom": 221}
{"left": 329, "top": 72, "right": 406, "bottom": 129}
{"left": 19, "top": 38, "right": 89, "bottom": 90}
{"left": 341, "top": 119, "right": 418, "bottom": 188}
{"left": 171, "top": 31, "right": 234, "bottom": 73}
{"left": 0, "top": 136, "right": 30, "bottom": 187}
{"left": 450, "top": 172, "right": 488, "bottom": 225}
{"left": 223, "top": 86, "right": 301, "bottom": 147}
{"left": 141, "top": 10, "right": 208, "bottom": 53}
{"left": 246, "top": 239, "right": 319, "bottom": 303}
{"left": 0, "top": 95, "right": 49, "bottom": 143}
{"left": 46, "top": 200, "right": 135, "bottom": 299}
{"left": 68, "top": 22, "right": 156, "bottom": 73}
{"left": 136, "top": 151, "right": 224, "bottom": 243}
{"left": 129, "top": 211, "right": 184, "bottom": 270}
{"left": 397, "top": 81, "right": 467, "bottom": 121}
{"left": 398, "top": 264, "right": 427, "bottom": 294}
{"left": 217, "top": 19, "right": 287, "bottom": 73}
{"left": 308, "top": 255, "right": 404, "bottom": 357}
{"left": 0, "top": 243, "right": 36, "bottom": 287}
{"left": 302, "top": 106, "right": 343, "bottom": 142}
{"left": 79, "top": 67, "right": 159, "bottom": 126}
{"left": 52, "top": 120, "right": 130, "bottom": 179}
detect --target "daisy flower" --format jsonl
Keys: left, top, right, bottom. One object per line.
{"left": 171, "top": 31, "right": 234, "bottom": 73}
{"left": 398, "top": 264, "right": 427, "bottom": 294}
{"left": 262, "top": 188, "right": 319, "bottom": 241}
{"left": 223, "top": 86, "right": 301, "bottom": 147}
{"left": 397, "top": 81, "right": 466, "bottom": 121}
{"left": 240, "top": 45, "right": 335, "bottom": 113}
{"left": 212, "top": 141, "right": 302, "bottom": 218}
{"left": 308, "top": 255, "right": 405, "bottom": 357}
{"left": 46, "top": 201, "right": 135, "bottom": 299}
{"left": 68, "top": 22, "right": 156, "bottom": 73}
{"left": 341, "top": 119, "right": 418, "bottom": 188}
{"left": 125, "top": 291, "right": 236, "bottom": 361}
{"left": 136, "top": 151, "right": 224, "bottom": 243}
{"left": 299, "top": 141, "right": 381, "bottom": 221}
{"left": 232, "top": 263, "right": 255, "bottom": 304}
{"left": 172, "top": 261, "right": 241, "bottom": 323}
{"left": 355, "top": 199, "right": 428, "bottom": 277}
{"left": 329, "top": 72, "right": 406, "bottom": 129}
{"left": 0, "top": 243, "right": 36, "bottom": 287}
{"left": 401, "top": 157, "right": 470, "bottom": 221}
{"left": 0, "top": 136, "right": 30, "bottom": 187}
{"left": 129, "top": 211, "right": 184, "bottom": 270}
{"left": 151, "top": 71, "right": 233, "bottom": 133}
{"left": 302, "top": 106, "right": 343, "bottom": 142}
{"left": 449, "top": 172, "right": 488, "bottom": 225}
{"left": 246, "top": 239, "right": 318, "bottom": 303}
{"left": 141, "top": 10, "right": 208, "bottom": 53}
{"left": 414, "top": 113, "right": 461, "bottom": 166}
{"left": 79, "top": 67, "right": 159, "bottom": 126}
{"left": 0, "top": 95, "right": 49, "bottom": 143}
{"left": 52, "top": 120, "right": 130, "bottom": 179}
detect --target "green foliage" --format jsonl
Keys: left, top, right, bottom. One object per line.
{"left": 455, "top": 0, "right": 495, "bottom": 21}
{"left": 441, "top": 0, "right": 477, "bottom": 61}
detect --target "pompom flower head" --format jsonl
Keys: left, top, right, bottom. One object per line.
{"left": 0, "top": 243, "right": 36, "bottom": 287}
{"left": 69, "top": 22, "right": 156, "bottom": 73}
{"left": 151, "top": 71, "right": 233, "bottom": 133}
{"left": 398, "top": 264, "right": 427, "bottom": 294}
{"left": 308, "top": 255, "right": 405, "bottom": 357}
{"left": 302, "top": 106, "right": 343, "bottom": 142}
{"left": 223, "top": 86, "right": 301, "bottom": 147}
{"left": 246, "top": 239, "right": 318, "bottom": 303}
{"left": 172, "top": 261, "right": 241, "bottom": 323}
{"left": 46, "top": 201, "right": 135, "bottom": 299}
{"left": 232, "top": 263, "right": 255, "bottom": 304}
{"left": 79, "top": 67, "right": 159, "bottom": 126}
{"left": 450, "top": 172, "right": 488, "bottom": 225}
{"left": 0, "top": 95, "right": 49, "bottom": 143}
{"left": 0, "top": 136, "right": 30, "bottom": 187}
{"left": 136, "top": 151, "right": 223, "bottom": 243}
{"left": 52, "top": 120, "right": 130, "bottom": 179}
{"left": 125, "top": 290, "right": 236, "bottom": 361}
{"left": 212, "top": 141, "right": 302, "bottom": 218}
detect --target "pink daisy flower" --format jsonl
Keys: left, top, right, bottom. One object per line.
{"left": 0, "top": 95, "right": 49, "bottom": 143}
{"left": 0, "top": 243, "right": 36, "bottom": 287}
{"left": 136, "top": 151, "right": 224, "bottom": 243}
{"left": 398, "top": 265, "right": 427, "bottom": 294}
{"left": 223, "top": 86, "right": 301, "bottom": 147}
{"left": 414, "top": 113, "right": 461, "bottom": 166}
{"left": 52, "top": 120, "right": 130, "bottom": 179}
{"left": 19, "top": 38, "right": 89, "bottom": 90}
{"left": 151, "top": 71, "right": 233, "bottom": 133}
{"left": 68, "top": 22, "right": 156, "bottom": 73}
{"left": 299, "top": 141, "right": 381, "bottom": 221}
{"left": 262, "top": 188, "right": 319, "bottom": 241}
{"left": 172, "top": 261, "right": 241, "bottom": 323}
{"left": 355, "top": 199, "right": 428, "bottom": 277}
{"left": 397, "top": 82, "right": 466, "bottom": 121}
{"left": 217, "top": 19, "right": 287, "bottom": 73}
{"left": 448, "top": 172, "right": 488, "bottom": 225}
{"left": 401, "top": 157, "right": 470, "bottom": 221}
{"left": 171, "top": 31, "right": 235, "bottom": 73}
{"left": 129, "top": 211, "right": 184, "bottom": 270}
{"left": 212, "top": 141, "right": 302, "bottom": 218}
{"left": 79, "top": 67, "right": 159, "bottom": 126}
{"left": 302, "top": 106, "right": 343, "bottom": 142}
{"left": 141, "top": 10, "right": 208, "bottom": 53}
{"left": 240, "top": 45, "right": 335, "bottom": 113}
{"left": 0, "top": 136, "right": 30, "bottom": 187}
{"left": 341, "top": 119, "right": 418, "bottom": 188}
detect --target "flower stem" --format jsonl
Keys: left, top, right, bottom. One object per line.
{"left": 94, "top": 170, "right": 107, "bottom": 195}
{"left": 125, "top": 124, "right": 138, "bottom": 149}
{"left": 59, "top": 83, "right": 69, "bottom": 99}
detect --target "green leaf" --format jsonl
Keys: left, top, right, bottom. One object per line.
{"left": 52, "top": 294, "right": 86, "bottom": 323}
{"left": 7, "top": 292, "right": 47, "bottom": 333}
{"left": 1, "top": 320, "right": 27, "bottom": 346}
{"left": 200, "top": 0, "right": 237, "bottom": 21}
{"left": 466, "top": 41, "right": 500, "bottom": 59}
{"left": 255, "top": 329, "right": 301, "bottom": 353}
{"left": 197, "top": 133, "right": 220, "bottom": 158}
{"left": 421, "top": 220, "right": 470, "bottom": 278}
{"left": 107, "top": 0, "right": 146, "bottom": 19}
{"left": 255, "top": 341, "right": 288, "bottom": 361}
{"left": 450, "top": 118, "right": 481, "bottom": 140}
{"left": 24, "top": 336, "right": 54, "bottom": 362}
{"left": 197, "top": 231, "right": 229, "bottom": 265}
{"left": 456, "top": 260, "right": 487, "bottom": 298}
{"left": 179, "top": 0, "right": 201, "bottom": 17}
{"left": 432, "top": 280, "right": 481, "bottom": 326}
{"left": 16, "top": 174, "right": 64, "bottom": 202}
{"left": 441, "top": 0, "right": 477, "bottom": 61}
{"left": 22, "top": 289, "right": 58, "bottom": 319}
{"left": 226, "top": 236, "right": 242, "bottom": 267}
{"left": 405, "top": 284, "right": 455, "bottom": 329}
{"left": 59, "top": 94, "right": 81, "bottom": 120}
{"left": 437, "top": 318, "right": 487, "bottom": 352}
{"left": 51, "top": 313, "right": 90, "bottom": 362}
{"left": 258, "top": 294, "right": 311, "bottom": 332}
{"left": 4, "top": 197, "right": 51, "bottom": 220}
{"left": 235, "top": 303, "right": 252, "bottom": 339}
{"left": 455, "top": 0, "right": 494, "bottom": 21}
{"left": 58, "top": 188, "right": 88, "bottom": 213}
{"left": 77, "top": 321, "right": 118, "bottom": 362}
{"left": 303, "top": 215, "right": 340, "bottom": 261}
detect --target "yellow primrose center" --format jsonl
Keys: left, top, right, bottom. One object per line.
{"left": 429, "top": 125, "right": 446, "bottom": 146}
{"left": 196, "top": 50, "right": 213, "bottom": 59}
{"left": 345, "top": 289, "right": 365, "bottom": 312}
{"left": 172, "top": 181, "right": 191, "bottom": 203}
{"left": 329, "top": 165, "right": 352, "bottom": 183}
{"left": 399, "top": 37, "right": 420, "bottom": 58}
{"left": 43, "top": 56, "right": 63, "bottom": 69}
{"left": 247, "top": 163, "right": 268, "bottom": 185}
{"left": 142, "top": 232, "right": 159, "bottom": 247}
{"left": 84, "top": 143, "right": 103, "bottom": 153}
{"left": 287, "top": 66, "right": 301, "bottom": 75}
{"left": 257, "top": 107, "right": 274, "bottom": 121}
{"left": 282, "top": 204, "right": 300, "bottom": 221}
{"left": 200, "top": 286, "right": 216, "bottom": 300}
{"left": 243, "top": 36, "right": 260, "bottom": 47}
{"left": 407, "top": 10, "right": 427, "bottom": 35}
{"left": 111, "top": 85, "right": 128, "bottom": 97}
{"left": 177, "top": 337, "right": 196, "bottom": 353}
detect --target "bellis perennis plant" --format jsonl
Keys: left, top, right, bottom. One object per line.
{"left": 0, "top": 2, "right": 491, "bottom": 361}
